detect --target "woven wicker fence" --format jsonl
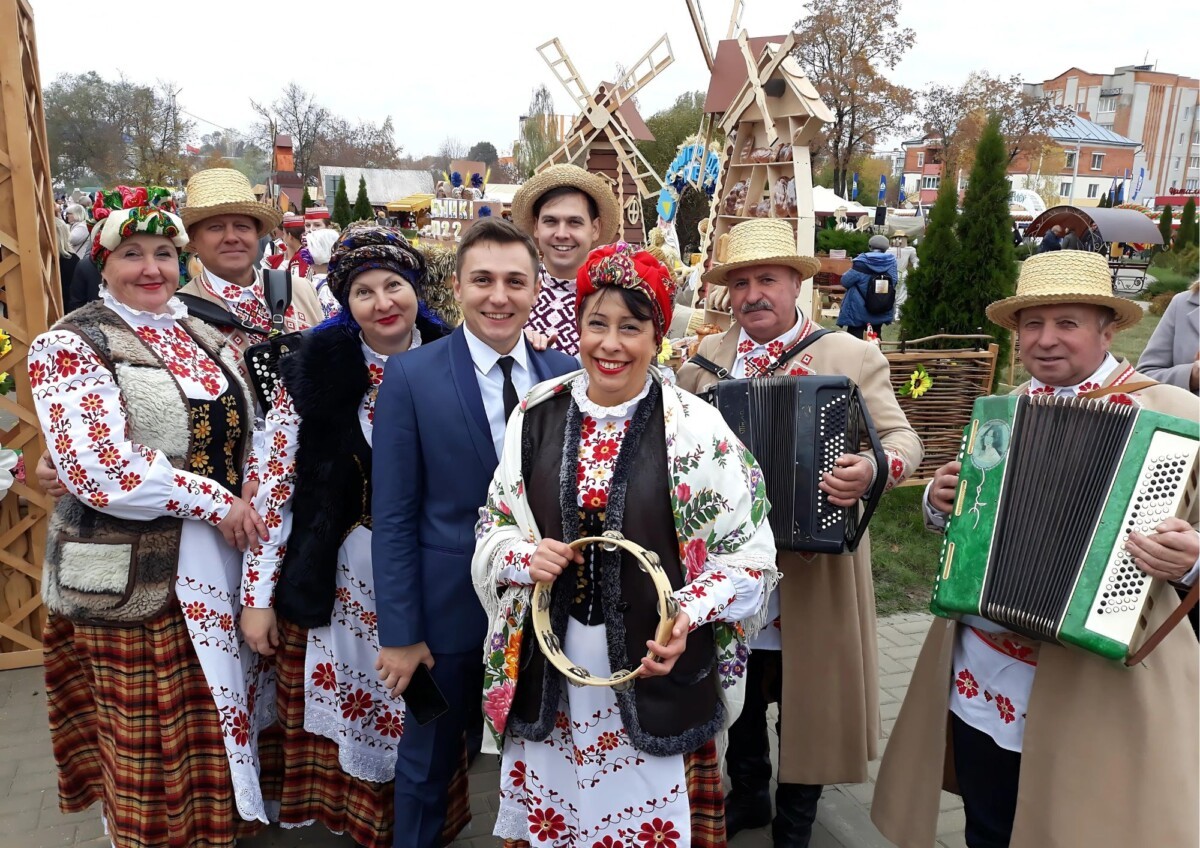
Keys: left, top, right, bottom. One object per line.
{"left": 882, "top": 335, "right": 999, "bottom": 486}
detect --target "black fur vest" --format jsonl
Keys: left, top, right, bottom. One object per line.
{"left": 273, "top": 325, "right": 374, "bottom": 627}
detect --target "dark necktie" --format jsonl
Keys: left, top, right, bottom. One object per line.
{"left": 497, "top": 355, "right": 519, "bottom": 422}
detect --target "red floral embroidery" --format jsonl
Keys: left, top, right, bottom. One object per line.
{"left": 995, "top": 694, "right": 1016, "bottom": 724}
{"left": 635, "top": 818, "right": 680, "bottom": 848}
{"left": 54, "top": 349, "right": 83, "bottom": 377}
{"left": 1029, "top": 385, "right": 1055, "bottom": 396}
{"left": 674, "top": 483, "right": 691, "bottom": 504}
{"left": 509, "top": 761, "right": 527, "bottom": 788}
{"left": 597, "top": 730, "right": 620, "bottom": 751}
{"left": 1106, "top": 393, "right": 1135, "bottom": 406}
{"left": 528, "top": 807, "right": 567, "bottom": 842}
{"left": 580, "top": 487, "right": 607, "bottom": 510}
{"left": 955, "top": 668, "right": 979, "bottom": 699}
{"left": 374, "top": 709, "right": 403, "bottom": 739}
{"left": 593, "top": 838, "right": 626, "bottom": 848}
{"left": 341, "top": 687, "right": 375, "bottom": 721}
{"left": 184, "top": 601, "right": 208, "bottom": 621}
{"left": 229, "top": 709, "right": 251, "bottom": 746}
{"left": 311, "top": 662, "right": 338, "bottom": 691}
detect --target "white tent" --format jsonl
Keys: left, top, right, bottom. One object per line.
{"left": 812, "top": 185, "right": 870, "bottom": 216}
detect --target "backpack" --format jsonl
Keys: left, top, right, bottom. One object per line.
{"left": 863, "top": 272, "right": 896, "bottom": 314}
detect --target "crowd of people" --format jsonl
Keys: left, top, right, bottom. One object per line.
{"left": 29, "top": 163, "right": 1199, "bottom": 848}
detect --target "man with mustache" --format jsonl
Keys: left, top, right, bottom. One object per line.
{"left": 676, "top": 220, "right": 922, "bottom": 847}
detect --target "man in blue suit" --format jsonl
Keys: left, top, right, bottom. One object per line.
{"left": 372, "top": 218, "right": 578, "bottom": 848}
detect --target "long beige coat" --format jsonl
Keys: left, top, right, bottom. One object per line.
{"left": 871, "top": 361, "right": 1200, "bottom": 848}
{"left": 677, "top": 322, "right": 923, "bottom": 784}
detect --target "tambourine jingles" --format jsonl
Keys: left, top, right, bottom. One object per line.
{"left": 531, "top": 531, "right": 679, "bottom": 688}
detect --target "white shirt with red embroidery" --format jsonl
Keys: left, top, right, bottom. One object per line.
{"left": 494, "top": 372, "right": 764, "bottom": 630}
{"left": 242, "top": 332, "right": 417, "bottom": 781}
{"left": 29, "top": 288, "right": 270, "bottom": 822}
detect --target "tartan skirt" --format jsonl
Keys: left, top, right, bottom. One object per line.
{"left": 44, "top": 608, "right": 264, "bottom": 848}
{"left": 262, "top": 619, "right": 471, "bottom": 848}
{"left": 501, "top": 738, "right": 727, "bottom": 848}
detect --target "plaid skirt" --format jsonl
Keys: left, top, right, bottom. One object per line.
{"left": 44, "top": 609, "right": 264, "bottom": 848}
{"left": 262, "top": 619, "right": 470, "bottom": 848}
{"left": 501, "top": 739, "right": 726, "bottom": 848}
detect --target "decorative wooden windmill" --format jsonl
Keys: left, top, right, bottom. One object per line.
{"left": 683, "top": 0, "right": 745, "bottom": 193}
{"left": 703, "top": 31, "right": 834, "bottom": 322}
{"left": 535, "top": 35, "right": 674, "bottom": 244}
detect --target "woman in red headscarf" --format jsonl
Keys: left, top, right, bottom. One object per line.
{"left": 472, "top": 242, "right": 779, "bottom": 847}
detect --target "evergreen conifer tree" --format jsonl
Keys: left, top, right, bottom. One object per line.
{"left": 353, "top": 176, "right": 373, "bottom": 222}
{"left": 301, "top": 186, "right": 314, "bottom": 211}
{"left": 1158, "top": 204, "right": 1174, "bottom": 250}
{"left": 332, "top": 177, "right": 352, "bottom": 228}
{"left": 1178, "top": 198, "right": 1196, "bottom": 248}
{"left": 948, "top": 113, "right": 1018, "bottom": 371}
{"left": 900, "top": 175, "right": 959, "bottom": 341}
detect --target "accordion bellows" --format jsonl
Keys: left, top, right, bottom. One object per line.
{"left": 933, "top": 394, "right": 1200, "bottom": 660}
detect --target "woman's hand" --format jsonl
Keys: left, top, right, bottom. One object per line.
{"left": 36, "top": 451, "right": 68, "bottom": 497}
{"left": 240, "top": 606, "right": 279, "bottom": 656}
{"left": 641, "top": 610, "right": 691, "bottom": 677}
{"left": 528, "top": 538, "right": 583, "bottom": 584}
{"left": 524, "top": 327, "right": 555, "bottom": 352}
{"left": 218, "top": 498, "right": 269, "bottom": 551}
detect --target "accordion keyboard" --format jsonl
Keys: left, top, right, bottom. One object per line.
{"left": 1084, "top": 431, "right": 1199, "bottom": 644}
{"left": 817, "top": 392, "right": 851, "bottom": 534}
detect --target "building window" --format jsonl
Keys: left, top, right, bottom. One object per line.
{"left": 1090, "top": 153, "right": 1104, "bottom": 170}
{"left": 1065, "top": 152, "right": 1076, "bottom": 168}
{"left": 921, "top": 176, "right": 940, "bottom": 189}
{"left": 1191, "top": 157, "right": 1200, "bottom": 169}
{"left": 1098, "top": 123, "right": 1114, "bottom": 131}
{"left": 1187, "top": 178, "right": 1199, "bottom": 192}
{"left": 1181, "top": 133, "right": 1186, "bottom": 145}
{"left": 1087, "top": 184, "right": 1099, "bottom": 198}
{"left": 917, "top": 152, "right": 924, "bottom": 167}
{"left": 1175, "top": 157, "right": 1182, "bottom": 170}
{"left": 1059, "top": 181, "right": 1072, "bottom": 196}
{"left": 1098, "top": 96, "right": 1117, "bottom": 112}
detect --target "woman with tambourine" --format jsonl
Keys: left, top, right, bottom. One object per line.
{"left": 472, "top": 242, "right": 778, "bottom": 848}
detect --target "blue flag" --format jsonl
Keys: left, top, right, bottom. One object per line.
{"left": 899, "top": 181, "right": 907, "bottom": 204}
{"left": 878, "top": 174, "right": 887, "bottom": 203}
{"left": 852, "top": 172, "right": 859, "bottom": 200}
{"left": 1133, "top": 167, "right": 1144, "bottom": 200}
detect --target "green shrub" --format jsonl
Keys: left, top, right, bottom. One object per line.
{"left": 1149, "top": 292, "right": 1176, "bottom": 316}
{"left": 1152, "top": 243, "right": 1199, "bottom": 277}
{"left": 1146, "top": 272, "right": 1192, "bottom": 298}
{"left": 816, "top": 228, "right": 871, "bottom": 256}
{"left": 1014, "top": 243, "right": 1034, "bottom": 260}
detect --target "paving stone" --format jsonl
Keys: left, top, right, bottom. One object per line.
{"left": 893, "top": 618, "right": 933, "bottom": 635}
{"left": 939, "top": 833, "right": 969, "bottom": 848}
{"left": 885, "top": 643, "right": 925, "bottom": 661}
{"left": 879, "top": 671, "right": 917, "bottom": 690}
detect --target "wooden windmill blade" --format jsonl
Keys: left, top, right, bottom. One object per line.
{"left": 537, "top": 37, "right": 609, "bottom": 129}
{"left": 684, "top": 0, "right": 715, "bottom": 71}
{"left": 601, "top": 34, "right": 674, "bottom": 115}
{"left": 539, "top": 119, "right": 607, "bottom": 170}
{"left": 604, "top": 115, "right": 667, "bottom": 198}
{"left": 725, "top": 0, "right": 745, "bottom": 39}
{"left": 737, "top": 30, "right": 777, "bottom": 145}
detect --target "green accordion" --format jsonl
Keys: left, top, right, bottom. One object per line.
{"left": 932, "top": 393, "right": 1199, "bottom": 661}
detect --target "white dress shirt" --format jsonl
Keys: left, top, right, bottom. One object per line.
{"left": 463, "top": 325, "right": 534, "bottom": 459}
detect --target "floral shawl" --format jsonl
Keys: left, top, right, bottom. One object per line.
{"left": 471, "top": 368, "right": 779, "bottom": 752}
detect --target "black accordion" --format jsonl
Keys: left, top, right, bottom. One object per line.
{"left": 702, "top": 375, "right": 888, "bottom": 553}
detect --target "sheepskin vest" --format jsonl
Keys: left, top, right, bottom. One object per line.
{"left": 273, "top": 325, "right": 373, "bottom": 628}
{"left": 42, "top": 301, "right": 252, "bottom": 624}
{"left": 508, "top": 385, "right": 723, "bottom": 758}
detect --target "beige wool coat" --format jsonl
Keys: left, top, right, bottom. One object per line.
{"left": 677, "top": 322, "right": 924, "bottom": 784}
{"left": 871, "top": 361, "right": 1200, "bottom": 848}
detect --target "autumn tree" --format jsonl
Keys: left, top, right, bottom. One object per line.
{"left": 1013, "top": 143, "right": 1067, "bottom": 209}
{"left": 792, "top": 0, "right": 915, "bottom": 199}
{"left": 317, "top": 115, "right": 404, "bottom": 169}
{"left": 352, "top": 176, "right": 374, "bottom": 221}
{"left": 467, "top": 141, "right": 499, "bottom": 167}
{"left": 251, "top": 83, "right": 330, "bottom": 183}
{"left": 516, "top": 84, "right": 560, "bottom": 179}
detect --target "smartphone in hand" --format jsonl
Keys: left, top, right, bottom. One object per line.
{"left": 404, "top": 661, "right": 450, "bottom": 727}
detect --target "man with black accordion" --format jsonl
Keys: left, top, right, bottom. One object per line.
{"left": 676, "top": 220, "right": 922, "bottom": 847}
{"left": 872, "top": 251, "right": 1199, "bottom": 848}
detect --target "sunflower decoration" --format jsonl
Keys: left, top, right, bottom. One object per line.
{"left": 656, "top": 338, "right": 673, "bottom": 365}
{"left": 898, "top": 363, "right": 933, "bottom": 399}
{"left": 0, "top": 329, "right": 13, "bottom": 395}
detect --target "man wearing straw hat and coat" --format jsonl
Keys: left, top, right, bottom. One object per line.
{"left": 871, "top": 250, "right": 1199, "bottom": 848}
{"left": 676, "top": 219, "right": 922, "bottom": 847}
{"left": 511, "top": 164, "right": 622, "bottom": 356}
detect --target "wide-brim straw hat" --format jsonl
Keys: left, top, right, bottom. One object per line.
{"left": 511, "top": 164, "right": 622, "bottom": 243}
{"left": 986, "top": 250, "right": 1143, "bottom": 331}
{"left": 181, "top": 168, "right": 283, "bottom": 235}
{"left": 702, "top": 219, "right": 821, "bottom": 285}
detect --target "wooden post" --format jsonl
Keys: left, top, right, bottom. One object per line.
{"left": 0, "top": 0, "right": 62, "bottom": 668}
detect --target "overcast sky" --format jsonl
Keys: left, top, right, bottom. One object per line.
{"left": 29, "top": 0, "right": 1198, "bottom": 156}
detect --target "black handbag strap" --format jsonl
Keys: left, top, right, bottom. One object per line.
{"left": 690, "top": 328, "right": 832, "bottom": 381}
{"left": 176, "top": 293, "right": 265, "bottom": 338}
{"left": 262, "top": 268, "right": 292, "bottom": 336}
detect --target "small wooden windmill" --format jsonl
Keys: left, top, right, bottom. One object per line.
{"left": 683, "top": 0, "right": 745, "bottom": 193}
{"left": 703, "top": 31, "right": 834, "bottom": 321}
{"left": 535, "top": 35, "right": 674, "bottom": 244}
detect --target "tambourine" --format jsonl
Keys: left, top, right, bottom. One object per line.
{"left": 531, "top": 531, "right": 679, "bottom": 689}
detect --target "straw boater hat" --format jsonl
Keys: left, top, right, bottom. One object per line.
{"left": 180, "top": 168, "right": 282, "bottom": 235}
{"left": 986, "top": 250, "right": 1143, "bottom": 331}
{"left": 511, "top": 164, "right": 622, "bottom": 242}
{"left": 702, "top": 219, "right": 821, "bottom": 285}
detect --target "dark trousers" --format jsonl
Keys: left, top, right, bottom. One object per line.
{"left": 725, "top": 649, "right": 823, "bottom": 844}
{"left": 951, "top": 712, "right": 1021, "bottom": 848}
{"left": 845, "top": 322, "right": 886, "bottom": 339}
{"left": 392, "top": 650, "right": 483, "bottom": 848}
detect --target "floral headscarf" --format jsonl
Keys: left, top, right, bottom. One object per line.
{"left": 89, "top": 186, "right": 187, "bottom": 271}
{"left": 576, "top": 241, "right": 676, "bottom": 342}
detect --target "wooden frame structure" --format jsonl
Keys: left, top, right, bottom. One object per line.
{"left": 0, "top": 0, "right": 61, "bottom": 668}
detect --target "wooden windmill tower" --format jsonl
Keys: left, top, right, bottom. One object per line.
{"left": 703, "top": 32, "right": 833, "bottom": 319}
{"left": 683, "top": 0, "right": 745, "bottom": 193}
{"left": 535, "top": 35, "right": 674, "bottom": 244}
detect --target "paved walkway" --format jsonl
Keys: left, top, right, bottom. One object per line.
{"left": 0, "top": 612, "right": 966, "bottom": 847}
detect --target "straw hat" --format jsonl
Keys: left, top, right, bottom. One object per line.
{"left": 986, "top": 251, "right": 1142, "bottom": 331}
{"left": 702, "top": 219, "right": 821, "bottom": 286}
{"left": 180, "top": 168, "right": 282, "bottom": 235}
{"left": 511, "top": 164, "right": 621, "bottom": 243}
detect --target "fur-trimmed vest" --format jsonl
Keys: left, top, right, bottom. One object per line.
{"left": 508, "top": 386, "right": 724, "bottom": 757}
{"left": 273, "top": 325, "right": 374, "bottom": 627}
{"left": 42, "top": 301, "right": 253, "bottom": 624}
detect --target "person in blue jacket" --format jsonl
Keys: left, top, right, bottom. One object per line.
{"left": 837, "top": 234, "right": 898, "bottom": 339}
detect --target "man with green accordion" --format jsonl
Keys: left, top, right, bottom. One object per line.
{"left": 872, "top": 251, "right": 1198, "bottom": 848}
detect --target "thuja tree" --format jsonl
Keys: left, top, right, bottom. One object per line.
{"left": 1158, "top": 204, "right": 1173, "bottom": 251}
{"left": 949, "top": 114, "right": 1019, "bottom": 373}
{"left": 353, "top": 176, "right": 374, "bottom": 222}
{"left": 332, "top": 176, "right": 352, "bottom": 228}
{"left": 900, "top": 175, "right": 960, "bottom": 341}
{"left": 1178, "top": 198, "right": 1196, "bottom": 248}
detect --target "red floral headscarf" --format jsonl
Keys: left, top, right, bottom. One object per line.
{"left": 576, "top": 241, "right": 676, "bottom": 341}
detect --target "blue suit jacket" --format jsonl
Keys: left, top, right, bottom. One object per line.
{"left": 372, "top": 326, "right": 577, "bottom": 654}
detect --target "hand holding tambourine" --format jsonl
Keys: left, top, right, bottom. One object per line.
{"left": 531, "top": 532, "right": 687, "bottom": 688}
